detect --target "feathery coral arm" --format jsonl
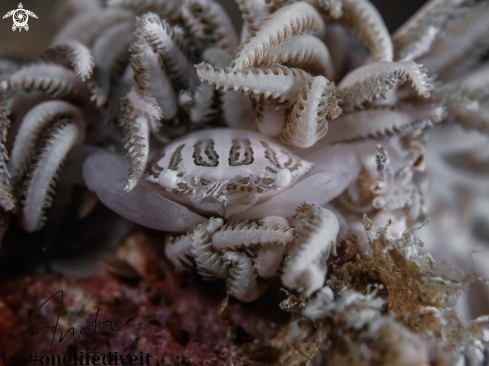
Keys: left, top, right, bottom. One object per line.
{"left": 199, "top": 48, "right": 255, "bottom": 129}
{"left": 223, "top": 250, "right": 265, "bottom": 302}
{"left": 283, "top": 75, "right": 341, "bottom": 148}
{"left": 323, "top": 106, "right": 446, "bottom": 143}
{"left": 255, "top": 99, "right": 287, "bottom": 136}
{"left": 182, "top": 0, "right": 238, "bottom": 54}
{"left": 52, "top": 9, "right": 133, "bottom": 47}
{"left": 221, "top": 89, "right": 256, "bottom": 130}
{"left": 235, "top": 0, "right": 271, "bottom": 36}
{"left": 165, "top": 233, "right": 194, "bottom": 271}
{"left": 418, "top": 2, "right": 489, "bottom": 79}
{"left": 119, "top": 92, "right": 155, "bottom": 192}
{"left": 338, "top": 61, "right": 433, "bottom": 112}
{"left": 20, "top": 122, "right": 80, "bottom": 232}
{"left": 91, "top": 21, "right": 135, "bottom": 108}
{"left": 191, "top": 218, "right": 229, "bottom": 279}
{"left": 41, "top": 40, "right": 96, "bottom": 82}
{"left": 139, "top": 13, "right": 198, "bottom": 90}
{"left": 2, "top": 63, "right": 89, "bottom": 100}
{"left": 337, "top": 0, "right": 392, "bottom": 62}
{"left": 253, "top": 216, "right": 291, "bottom": 277}
{"left": 8, "top": 101, "right": 85, "bottom": 184}
{"left": 430, "top": 82, "right": 489, "bottom": 135}
{"left": 454, "top": 62, "right": 489, "bottom": 91}
{"left": 257, "top": 34, "right": 335, "bottom": 79}
{"left": 196, "top": 63, "right": 310, "bottom": 107}
{"left": 392, "top": 0, "right": 466, "bottom": 61}
{"left": 305, "top": 0, "right": 343, "bottom": 19}
{"left": 0, "top": 106, "right": 15, "bottom": 212}
{"left": 211, "top": 220, "right": 294, "bottom": 250}
{"left": 282, "top": 204, "right": 339, "bottom": 296}
{"left": 92, "top": 21, "right": 135, "bottom": 76}
{"left": 130, "top": 19, "right": 178, "bottom": 121}
{"left": 107, "top": 0, "right": 182, "bottom": 19}
{"left": 230, "top": 2, "right": 325, "bottom": 70}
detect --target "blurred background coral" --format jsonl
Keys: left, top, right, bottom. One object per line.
{"left": 1, "top": 0, "right": 429, "bottom": 58}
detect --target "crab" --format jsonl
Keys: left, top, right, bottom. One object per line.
{"left": 83, "top": 127, "right": 361, "bottom": 300}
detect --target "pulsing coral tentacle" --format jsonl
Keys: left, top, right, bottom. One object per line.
{"left": 392, "top": 0, "right": 467, "bottom": 62}
{"left": 2, "top": 63, "right": 90, "bottom": 100}
{"left": 223, "top": 250, "right": 265, "bottom": 302}
{"left": 338, "top": 61, "right": 433, "bottom": 112}
{"left": 257, "top": 34, "right": 335, "bottom": 79}
{"left": 41, "top": 40, "right": 95, "bottom": 82}
{"left": 418, "top": 1, "right": 489, "bottom": 79}
{"left": 91, "top": 21, "right": 136, "bottom": 108}
{"left": 325, "top": 106, "right": 447, "bottom": 143}
{"left": 212, "top": 219, "right": 295, "bottom": 250}
{"left": 164, "top": 232, "right": 194, "bottom": 271}
{"left": 199, "top": 48, "right": 255, "bottom": 129}
{"left": 181, "top": 0, "right": 238, "bottom": 54}
{"left": 235, "top": 0, "right": 271, "bottom": 36}
{"left": 186, "top": 47, "right": 224, "bottom": 124}
{"left": 190, "top": 217, "right": 229, "bottom": 279}
{"left": 131, "top": 18, "right": 178, "bottom": 121}
{"left": 443, "top": 147, "right": 489, "bottom": 176}
{"left": 455, "top": 62, "right": 489, "bottom": 92}
{"left": 107, "top": 0, "right": 182, "bottom": 20}
{"left": 0, "top": 106, "right": 15, "bottom": 212}
{"left": 336, "top": 0, "right": 392, "bottom": 62}
{"left": 430, "top": 82, "right": 489, "bottom": 135}
{"left": 52, "top": 8, "right": 134, "bottom": 47}
{"left": 8, "top": 101, "right": 85, "bottom": 186}
{"left": 230, "top": 2, "right": 325, "bottom": 70}
{"left": 253, "top": 215, "right": 290, "bottom": 277}
{"left": 139, "top": 13, "right": 199, "bottom": 90}
{"left": 120, "top": 92, "right": 156, "bottom": 192}
{"left": 306, "top": 0, "right": 343, "bottom": 19}
{"left": 19, "top": 122, "right": 80, "bottom": 232}
{"left": 255, "top": 98, "right": 287, "bottom": 136}
{"left": 92, "top": 21, "right": 135, "bottom": 77}
{"left": 196, "top": 63, "right": 310, "bottom": 108}
{"left": 282, "top": 203, "right": 339, "bottom": 296}
{"left": 283, "top": 75, "right": 341, "bottom": 148}
{"left": 324, "top": 106, "right": 446, "bottom": 143}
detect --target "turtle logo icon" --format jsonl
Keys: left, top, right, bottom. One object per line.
{"left": 3, "top": 3, "right": 38, "bottom": 32}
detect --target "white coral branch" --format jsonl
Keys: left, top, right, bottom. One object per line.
{"left": 282, "top": 203, "right": 339, "bottom": 296}
{"left": 231, "top": 2, "right": 325, "bottom": 70}
{"left": 338, "top": 61, "right": 433, "bottom": 112}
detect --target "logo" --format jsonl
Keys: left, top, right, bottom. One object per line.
{"left": 3, "top": 3, "right": 38, "bottom": 32}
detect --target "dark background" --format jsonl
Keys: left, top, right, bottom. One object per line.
{"left": 0, "top": 0, "right": 429, "bottom": 58}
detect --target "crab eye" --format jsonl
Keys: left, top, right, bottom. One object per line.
{"left": 274, "top": 169, "right": 292, "bottom": 188}
{"left": 159, "top": 170, "right": 179, "bottom": 189}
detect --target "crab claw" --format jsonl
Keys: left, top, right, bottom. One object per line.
{"left": 82, "top": 151, "right": 207, "bottom": 232}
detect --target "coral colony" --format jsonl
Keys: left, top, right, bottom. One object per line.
{"left": 1, "top": 0, "right": 489, "bottom": 364}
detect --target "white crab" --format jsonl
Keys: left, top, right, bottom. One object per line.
{"left": 83, "top": 128, "right": 361, "bottom": 301}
